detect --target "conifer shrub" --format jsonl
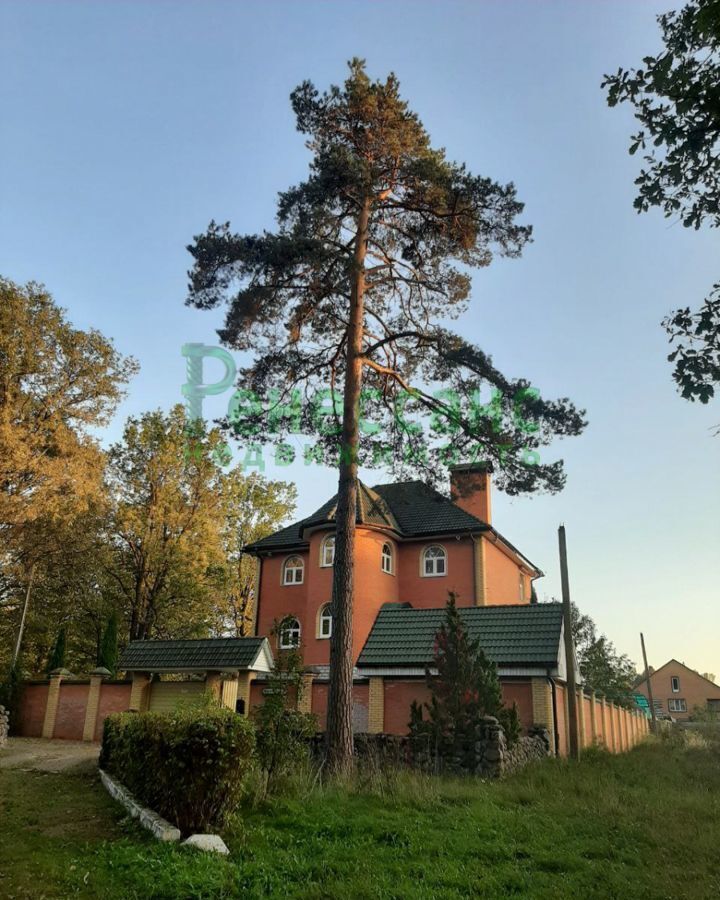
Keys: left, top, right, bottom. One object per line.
{"left": 100, "top": 706, "right": 255, "bottom": 833}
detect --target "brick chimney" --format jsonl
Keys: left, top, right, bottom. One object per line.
{"left": 450, "top": 463, "right": 492, "bottom": 524}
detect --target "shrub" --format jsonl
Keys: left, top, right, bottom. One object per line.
{"left": 100, "top": 706, "right": 255, "bottom": 833}
{"left": 409, "top": 594, "right": 522, "bottom": 773}
{"left": 252, "top": 619, "right": 316, "bottom": 797}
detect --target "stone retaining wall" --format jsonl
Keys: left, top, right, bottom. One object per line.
{"left": 0, "top": 704, "right": 9, "bottom": 750}
{"left": 309, "top": 718, "right": 551, "bottom": 779}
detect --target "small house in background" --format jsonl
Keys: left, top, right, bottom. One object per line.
{"left": 635, "top": 659, "right": 720, "bottom": 720}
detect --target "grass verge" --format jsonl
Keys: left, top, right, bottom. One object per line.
{"left": 1, "top": 735, "right": 719, "bottom": 899}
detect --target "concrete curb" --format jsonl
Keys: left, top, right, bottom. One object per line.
{"left": 99, "top": 769, "right": 181, "bottom": 842}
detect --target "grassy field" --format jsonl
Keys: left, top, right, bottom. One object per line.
{"left": 1, "top": 734, "right": 719, "bottom": 899}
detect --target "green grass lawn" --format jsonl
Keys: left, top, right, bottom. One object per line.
{"left": 1, "top": 735, "right": 719, "bottom": 899}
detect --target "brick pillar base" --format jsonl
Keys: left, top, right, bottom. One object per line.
{"left": 531, "top": 678, "right": 555, "bottom": 754}
{"left": 42, "top": 669, "right": 68, "bottom": 739}
{"left": 83, "top": 667, "right": 110, "bottom": 741}
{"left": 368, "top": 677, "right": 384, "bottom": 734}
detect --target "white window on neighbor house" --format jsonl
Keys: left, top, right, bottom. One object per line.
{"left": 671, "top": 676, "right": 680, "bottom": 693}
{"left": 282, "top": 556, "right": 304, "bottom": 585}
{"left": 318, "top": 603, "right": 333, "bottom": 639}
{"left": 381, "top": 542, "right": 394, "bottom": 575}
{"left": 669, "top": 698, "right": 687, "bottom": 713}
{"left": 320, "top": 535, "right": 335, "bottom": 568}
{"left": 279, "top": 617, "right": 301, "bottom": 649}
{"left": 422, "top": 545, "right": 447, "bottom": 577}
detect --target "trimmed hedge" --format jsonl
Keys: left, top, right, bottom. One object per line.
{"left": 100, "top": 708, "right": 255, "bottom": 834}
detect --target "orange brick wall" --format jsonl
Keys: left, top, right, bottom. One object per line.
{"left": 53, "top": 683, "right": 90, "bottom": 740}
{"left": 383, "top": 679, "right": 433, "bottom": 734}
{"left": 500, "top": 680, "right": 534, "bottom": 730}
{"left": 484, "top": 538, "right": 529, "bottom": 604}
{"left": 93, "top": 683, "right": 133, "bottom": 741}
{"left": 555, "top": 683, "right": 568, "bottom": 757}
{"left": 16, "top": 682, "right": 49, "bottom": 737}
{"left": 396, "top": 537, "right": 476, "bottom": 608}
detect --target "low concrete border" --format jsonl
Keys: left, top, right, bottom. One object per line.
{"left": 99, "top": 769, "right": 181, "bottom": 842}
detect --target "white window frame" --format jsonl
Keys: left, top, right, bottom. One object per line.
{"left": 318, "top": 603, "right": 332, "bottom": 639}
{"left": 320, "top": 535, "right": 335, "bottom": 568}
{"left": 282, "top": 555, "right": 304, "bottom": 585}
{"left": 668, "top": 698, "right": 687, "bottom": 713}
{"left": 381, "top": 542, "right": 394, "bottom": 575}
{"left": 421, "top": 545, "right": 447, "bottom": 577}
{"left": 279, "top": 617, "right": 301, "bottom": 650}
{"left": 671, "top": 676, "right": 680, "bottom": 693}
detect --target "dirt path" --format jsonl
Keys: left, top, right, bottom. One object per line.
{"left": 0, "top": 737, "right": 100, "bottom": 772}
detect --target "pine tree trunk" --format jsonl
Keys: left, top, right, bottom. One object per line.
{"left": 326, "top": 198, "right": 371, "bottom": 775}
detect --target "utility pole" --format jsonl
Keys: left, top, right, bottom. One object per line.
{"left": 640, "top": 632, "right": 657, "bottom": 734}
{"left": 11, "top": 563, "right": 36, "bottom": 668}
{"left": 558, "top": 525, "right": 579, "bottom": 759}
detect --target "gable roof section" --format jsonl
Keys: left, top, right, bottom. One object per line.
{"left": 120, "top": 637, "right": 273, "bottom": 673}
{"left": 638, "top": 659, "right": 720, "bottom": 693}
{"left": 357, "top": 602, "right": 564, "bottom": 670}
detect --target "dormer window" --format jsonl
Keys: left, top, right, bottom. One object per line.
{"left": 381, "top": 542, "right": 393, "bottom": 574}
{"left": 320, "top": 535, "right": 335, "bottom": 568}
{"left": 283, "top": 556, "right": 304, "bottom": 585}
{"left": 279, "top": 617, "right": 301, "bottom": 649}
{"left": 422, "top": 545, "right": 447, "bottom": 577}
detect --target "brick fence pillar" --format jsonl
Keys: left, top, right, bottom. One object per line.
{"left": 577, "top": 689, "right": 587, "bottom": 748}
{"left": 83, "top": 667, "right": 110, "bottom": 742}
{"left": 531, "top": 678, "right": 555, "bottom": 754}
{"left": 589, "top": 691, "right": 598, "bottom": 743}
{"left": 368, "top": 676, "right": 384, "bottom": 734}
{"left": 608, "top": 701, "right": 617, "bottom": 752}
{"left": 236, "top": 671, "right": 256, "bottom": 716}
{"left": 298, "top": 674, "right": 314, "bottom": 714}
{"left": 129, "top": 671, "right": 151, "bottom": 712}
{"left": 42, "top": 668, "right": 70, "bottom": 739}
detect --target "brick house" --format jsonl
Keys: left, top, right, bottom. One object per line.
{"left": 636, "top": 659, "right": 720, "bottom": 720}
{"left": 245, "top": 463, "right": 588, "bottom": 753}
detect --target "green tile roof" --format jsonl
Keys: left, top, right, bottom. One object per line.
{"left": 120, "top": 637, "right": 268, "bottom": 672}
{"left": 357, "top": 603, "right": 564, "bottom": 669}
{"left": 246, "top": 479, "right": 488, "bottom": 552}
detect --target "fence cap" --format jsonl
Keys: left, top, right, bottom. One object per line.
{"left": 49, "top": 667, "right": 73, "bottom": 677}
{"left": 90, "top": 666, "right": 112, "bottom": 678}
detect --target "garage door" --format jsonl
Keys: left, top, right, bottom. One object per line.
{"left": 148, "top": 681, "right": 205, "bottom": 714}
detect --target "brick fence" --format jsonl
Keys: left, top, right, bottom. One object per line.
{"left": 16, "top": 670, "right": 131, "bottom": 742}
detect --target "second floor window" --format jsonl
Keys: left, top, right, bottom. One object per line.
{"left": 283, "top": 556, "right": 304, "bottom": 585}
{"left": 320, "top": 535, "right": 335, "bottom": 567}
{"left": 671, "top": 676, "right": 680, "bottom": 693}
{"left": 381, "top": 542, "right": 393, "bottom": 574}
{"left": 422, "top": 545, "right": 447, "bottom": 577}
{"left": 279, "top": 616, "right": 301, "bottom": 650}
{"left": 318, "top": 603, "right": 332, "bottom": 639}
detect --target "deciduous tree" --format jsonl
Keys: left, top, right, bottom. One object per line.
{"left": 604, "top": 1, "right": 720, "bottom": 405}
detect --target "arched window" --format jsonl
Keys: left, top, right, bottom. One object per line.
{"left": 422, "top": 545, "right": 447, "bottom": 577}
{"left": 283, "top": 556, "right": 304, "bottom": 585}
{"left": 381, "top": 542, "right": 393, "bottom": 574}
{"left": 320, "top": 535, "right": 335, "bottom": 568}
{"left": 318, "top": 603, "right": 333, "bottom": 639}
{"left": 279, "top": 616, "right": 301, "bottom": 649}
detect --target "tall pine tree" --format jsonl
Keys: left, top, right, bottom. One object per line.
{"left": 46, "top": 626, "right": 66, "bottom": 675}
{"left": 186, "top": 61, "right": 586, "bottom": 773}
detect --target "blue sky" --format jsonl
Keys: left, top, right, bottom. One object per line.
{"left": 2, "top": 1, "right": 718, "bottom": 676}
